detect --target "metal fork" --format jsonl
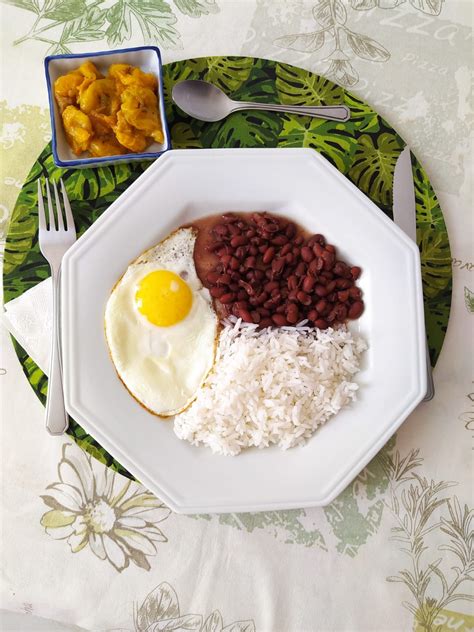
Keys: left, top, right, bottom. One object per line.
{"left": 38, "top": 178, "right": 77, "bottom": 435}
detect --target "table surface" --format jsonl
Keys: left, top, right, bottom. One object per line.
{"left": 1, "top": 2, "right": 472, "bottom": 631}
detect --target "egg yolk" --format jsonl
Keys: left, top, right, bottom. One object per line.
{"left": 135, "top": 270, "right": 192, "bottom": 326}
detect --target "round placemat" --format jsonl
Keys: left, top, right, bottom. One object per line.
{"left": 3, "top": 57, "right": 452, "bottom": 479}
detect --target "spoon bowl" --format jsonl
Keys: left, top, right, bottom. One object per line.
{"left": 173, "top": 80, "right": 233, "bottom": 122}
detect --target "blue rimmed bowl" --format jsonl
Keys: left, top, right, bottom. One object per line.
{"left": 45, "top": 46, "right": 171, "bottom": 169}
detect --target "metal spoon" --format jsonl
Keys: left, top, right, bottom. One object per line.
{"left": 172, "top": 80, "right": 350, "bottom": 123}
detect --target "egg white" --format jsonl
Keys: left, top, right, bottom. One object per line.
{"left": 105, "top": 227, "right": 218, "bottom": 416}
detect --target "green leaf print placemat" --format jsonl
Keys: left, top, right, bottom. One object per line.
{"left": 3, "top": 57, "right": 452, "bottom": 479}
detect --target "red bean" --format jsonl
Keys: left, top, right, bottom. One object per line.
{"left": 308, "top": 259, "right": 319, "bottom": 277}
{"left": 349, "top": 286, "right": 362, "bottom": 300}
{"left": 272, "top": 258, "right": 285, "bottom": 274}
{"left": 280, "top": 243, "right": 292, "bottom": 256}
{"left": 235, "top": 246, "right": 248, "bottom": 259}
{"left": 230, "top": 235, "right": 247, "bottom": 248}
{"left": 348, "top": 301, "right": 364, "bottom": 319}
{"left": 265, "top": 222, "right": 280, "bottom": 233}
{"left": 237, "top": 290, "right": 247, "bottom": 301}
{"left": 285, "top": 252, "right": 294, "bottom": 265}
{"left": 314, "top": 234, "right": 325, "bottom": 246}
{"left": 301, "top": 246, "right": 314, "bottom": 262}
{"left": 260, "top": 317, "right": 273, "bottom": 327}
{"left": 228, "top": 223, "right": 240, "bottom": 236}
{"left": 335, "top": 303, "right": 348, "bottom": 320}
{"left": 313, "top": 243, "right": 324, "bottom": 257}
{"left": 276, "top": 304, "right": 286, "bottom": 314}
{"left": 210, "top": 286, "right": 226, "bottom": 298}
{"left": 302, "top": 276, "right": 315, "bottom": 293}
{"left": 296, "top": 291, "right": 311, "bottom": 306}
{"left": 335, "top": 278, "right": 352, "bottom": 290}
{"left": 327, "top": 309, "right": 337, "bottom": 323}
{"left": 272, "top": 235, "right": 288, "bottom": 246}
{"left": 326, "top": 280, "right": 336, "bottom": 293}
{"left": 229, "top": 257, "right": 239, "bottom": 270}
{"left": 206, "top": 271, "right": 220, "bottom": 284}
{"left": 287, "top": 275, "right": 298, "bottom": 291}
{"left": 262, "top": 247, "right": 275, "bottom": 264}
{"left": 238, "top": 280, "right": 254, "bottom": 296}
{"left": 322, "top": 250, "right": 335, "bottom": 270}
{"left": 263, "top": 281, "right": 277, "bottom": 292}
{"left": 286, "top": 304, "right": 300, "bottom": 324}
{"left": 285, "top": 223, "right": 296, "bottom": 238}
{"left": 315, "top": 285, "right": 329, "bottom": 297}
{"left": 244, "top": 256, "right": 256, "bottom": 268}
{"left": 295, "top": 262, "right": 306, "bottom": 277}
{"left": 236, "top": 308, "right": 253, "bottom": 323}
{"left": 314, "top": 318, "right": 328, "bottom": 329}
{"left": 252, "top": 212, "right": 265, "bottom": 225}
{"left": 307, "top": 309, "right": 318, "bottom": 322}
{"left": 326, "top": 244, "right": 336, "bottom": 254}
{"left": 351, "top": 266, "right": 361, "bottom": 280}
{"left": 334, "top": 262, "right": 348, "bottom": 277}
{"left": 315, "top": 299, "right": 328, "bottom": 314}
{"left": 249, "top": 245, "right": 258, "bottom": 256}
{"left": 272, "top": 314, "right": 288, "bottom": 326}
{"left": 217, "top": 274, "right": 231, "bottom": 285}
{"left": 234, "top": 300, "right": 250, "bottom": 310}
{"left": 338, "top": 290, "right": 349, "bottom": 302}
{"left": 251, "top": 310, "right": 261, "bottom": 323}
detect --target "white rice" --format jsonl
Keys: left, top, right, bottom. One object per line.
{"left": 174, "top": 318, "right": 367, "bottom": 456}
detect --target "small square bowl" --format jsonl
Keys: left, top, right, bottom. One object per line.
{"left": 45, "top": 46, "right": 171, "bottom": 169}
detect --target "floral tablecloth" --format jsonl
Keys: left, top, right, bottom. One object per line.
{"left": 1, "top": 1, "right": 472, "bottom": 631}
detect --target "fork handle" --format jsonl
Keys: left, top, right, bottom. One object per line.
{"left": 46, "top": 269, "right": 69, "bottom": 435}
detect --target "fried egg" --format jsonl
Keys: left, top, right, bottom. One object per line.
{"left": 105, "top": 227, "right": 218, "bottom": 416}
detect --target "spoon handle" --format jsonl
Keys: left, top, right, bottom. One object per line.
{"left": 232, "top": 101, "right": 350, "bottom": 122}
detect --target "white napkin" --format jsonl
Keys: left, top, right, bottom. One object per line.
{"left": 3, "top": 278, "right": 52, "bottom": 375}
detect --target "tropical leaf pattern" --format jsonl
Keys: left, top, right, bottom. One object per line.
{"left": 278, "top": 116, "right": 357, "bottom": 174}
{"left": 348, "top": 132, "right": 404, "bottom": 208}
{"left": 3, "top": 57, "right": 452, "bottom": 473}
{"left": 276, "top": 63, "right": 345, "bottom": 106}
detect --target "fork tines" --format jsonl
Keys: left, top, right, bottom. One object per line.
{"left": 37, "top": 178, "right": 76, "bottom": 233}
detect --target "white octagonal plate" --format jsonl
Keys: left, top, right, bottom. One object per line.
{"left": 61, "top": 148, "right": 426, "bottom": 514}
